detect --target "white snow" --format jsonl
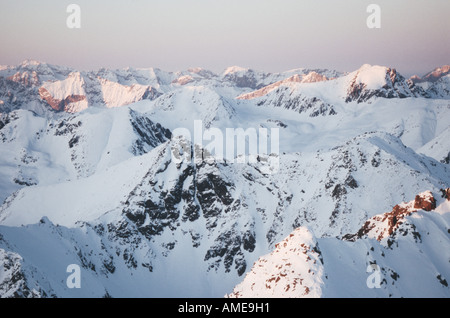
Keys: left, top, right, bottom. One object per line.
{"left": 350, "top": 64, "right": 390, "bottom": 89}
{"left": 0, "top": 61, "right": 449, "bottom": 298}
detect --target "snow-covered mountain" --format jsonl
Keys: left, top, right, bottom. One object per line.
{"left": 0, "top": 60, "right": 344, "bottom": 115}
{"left": 0, "top": 61, "right": 449, "bottom": 298}
{"left": 228, "top": 190, "right": 450, "bottom": 298}
{"left": 410, "top": 65, "right": 450, "bottom": 84}
{"left": 410, "top": 65, "right": 450, "bottom": 99}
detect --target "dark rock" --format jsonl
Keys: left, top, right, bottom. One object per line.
{"left": 332, "top": 184, "right": 347, "bottom": 199}
{"left": 437, "top": 274, "right": 448, "bottom": 287}
{"left": 68, "top": 135, "right": 79, "bottom": 148}
{"left": 345, "top": 175, "right": 358, "bottom": 189}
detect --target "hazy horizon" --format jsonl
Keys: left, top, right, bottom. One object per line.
{"left": 1, "top": 0, "right": 449, "bottom": 77}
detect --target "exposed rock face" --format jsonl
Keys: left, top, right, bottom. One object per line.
{"left": 7, "top": 71, "right": 40, "bottom": 87}
{"left": 0, "top": 62, "right": 165, "bottom": 113}
{"left": 0, "top": 249, "right": 41, "bottom": 298}
{"left": 426, "top": 75, "right": 450, "bottom": 98}
{"left": 121, "top": 139, "right": 254, "bottom": 277}
{"left": 413, "top": 193, "right": 436, "bottom": 211}
{"left": 441, "top": 188, "right": 450, "bottom": 200}
{"left": 39, "top": 87, "right": 87, "bottom": 112}
{"left": 129, "top": 109, "right": 172, "bottom": 155}
{"left": 343, "top": 191, "right": 437, "bottom": 242}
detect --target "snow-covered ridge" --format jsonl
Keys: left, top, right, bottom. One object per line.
{"left": 229, "top": 190, "right": 450, "bottom": 298}
{"left": 410, "top": 65, "right": 450, "bottom": 83}
{"left": 236, "top": 72, "right": 329, "bottom": 100}
{"left": 1, "top": 61, "right": 448, "bottom": 115}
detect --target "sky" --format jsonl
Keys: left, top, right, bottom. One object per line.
{"left": 0, "top": 0, "right": 449, "bottom": 76}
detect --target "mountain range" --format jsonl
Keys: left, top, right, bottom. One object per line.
{"left": 0, "top": 60, "right": 449, "bottom": 298}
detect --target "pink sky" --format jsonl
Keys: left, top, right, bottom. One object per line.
{"left": 0, "top": 0, "right": 448, "bottom": 76}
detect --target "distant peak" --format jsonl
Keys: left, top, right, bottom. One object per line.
{"left": 422, "top": 65, "right": 450, "bottom": 82}
{"left": 432, "top": 65, "right": 450, "bottom": 74}
{"left": 409, "top": 65, "right": 450, "bottom": 84}
{"left": 351, "top": 64, "right": 392, "bottom": 87}
{"left": 187, "top": 67, "right": 204, "bottom": 74}
{"left": 358, "top": 63, "right": 373, "bottom": 70}
{"left": 223, "top": 66, "right": 249, "bottom": 75}
{"left": 301, "top": 71, "right": 328, "bottom": 83}
{"left": 356, "top": 64, "right": 389, "bottom": 72}
{"left": 20, "top": 59, "right": 44, "bottom": 67}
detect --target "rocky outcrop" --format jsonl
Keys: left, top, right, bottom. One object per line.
{"left": 7, "top": 71, "right": 40, "bottom": 87}
{"left": 0, "top": 248, "right": 44, "bottom": 298}
{"left": 129, "top": 109, "right": 172, "bottom": 155}
{"left": 441, "top": 188, "right": 450, "bottom": 200}
{"left": 38, "top": 87, "right": 87, "bottom": 112}
{"left": 343, "top": 191, "right": 439, "bottom": 242}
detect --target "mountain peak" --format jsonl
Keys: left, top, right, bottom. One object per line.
{"left": 422, "top": 65, "right": 450, "bottom": 83}
{"left": 187, "top": 67, "right": 205, "bottom": 74}
{"left": 223, "top": 66, "right": 250, "bottom": 75}
{"left": 344, "top": 64, "right": 421, "bottom": 102}
{"left": 352, "top": 64, "right": 392, "bottom": 89}
{"left": 20, "top": 59, "right": 45, "bottom": 67}
{"left": 410, "top": 65, "right": 450, "bottom": 84}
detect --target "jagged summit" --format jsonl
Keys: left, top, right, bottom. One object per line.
{"left": 410, "top": 65, "right": 450, "bottom": 83}
{"left": 343, "top": 64, "right": 425, "bottom": 103}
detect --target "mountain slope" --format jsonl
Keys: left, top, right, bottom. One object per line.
{"left": 228, "top": 191, "right": 450, "bottom": 298}
{"left": 0, "top": 131, "right": 448, "bottom": 298}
